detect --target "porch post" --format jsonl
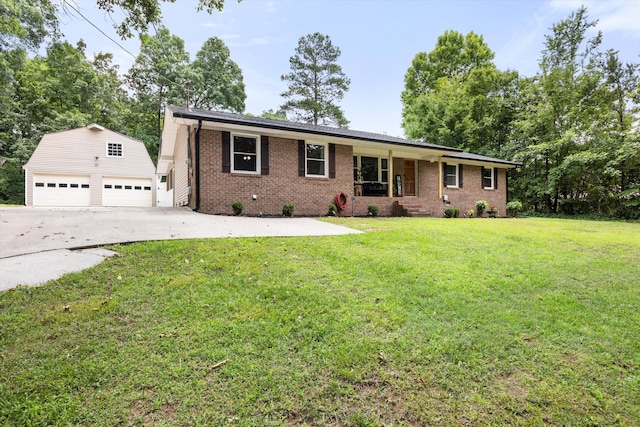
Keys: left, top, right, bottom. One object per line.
{"left": 388, "top": 150, "right": 393, "bottom": 197}
{"left": 438, "top": 156, "right": 443, "bottom": 200}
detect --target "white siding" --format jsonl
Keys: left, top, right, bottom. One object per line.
{"left": 173, "top": 126, "right": 190, "bottom": 206}
{"left": 23, "top": 125, "right": 156, "bottom": 207}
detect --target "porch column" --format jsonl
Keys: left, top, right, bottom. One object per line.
{"left": 438, "top": 156, "right": 443, "bottom": 200}
{"left": 388, "top": 150, "right": 393, "bottom": 197}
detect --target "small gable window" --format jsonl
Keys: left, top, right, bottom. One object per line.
{"left": 231, "top": 133, "right": 260, "bottom": 174}
{"left": 107, "top": 142, "right": 123, "bottom": 157}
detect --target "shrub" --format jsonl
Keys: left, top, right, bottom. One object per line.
{"left": 231, "top": 201, "right": 243, "bottom": 216}
{"left": 475, "top": 200, "right": 487, "bottom": 216}
{"left": 506, "top": 201, "right": 523, "bottom": 217}
{"left": 467, "top": 209, "right": 474, "bottom": 218}
{"left": 444, "top": 208, "right": 460, "bottom": 218}
{"left": 367, "top": 205, "right": 379, "bottom": 217}
{"left": 282, "top": 203, "right": 295, "bottom": 217}
{"left": 328, "top": 204, "right": 337, "bottom": 216}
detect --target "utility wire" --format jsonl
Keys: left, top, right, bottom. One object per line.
{"left": 61, "top": 1, "right": 138, "bottom": 60}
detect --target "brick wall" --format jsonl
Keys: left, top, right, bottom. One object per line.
{"left": 198, "top": 130, "right": 354, "bottom": 216}
{"left": 439, "top": 164, "right": 508, "bottom": 217}
{"left": 195, "top": 128, "right": 508, "bottom": 217}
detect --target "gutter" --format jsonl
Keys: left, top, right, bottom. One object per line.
{"left": 194, "top": 120, "right": 202, "bottom": 212}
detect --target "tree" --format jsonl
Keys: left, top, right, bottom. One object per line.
{"left": 280, "top": 32, "right": 350, "bottom": 128}
{"left": 508, "top": 6, "right": 640, "bottom": 215}
{"left": 401, "top": 30, "right": 518, "bottom": 157}
{"left": 91, "top": 0, "right": 238, "bottom": 39}
{"left": 126, "top": 26, "right": 190, "bottom": 150}
{"left": 401, "top": 30, "right": 495, "bottom": 108}
{"left": 189, "top": 37, "right": 245, "bottom": 112}
{"left": 0, "top": 0, "right": 59, "bottom": 52}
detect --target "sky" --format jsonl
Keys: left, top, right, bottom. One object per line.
{"left": 58, "top": 0, "right": 640, "bottom": 138}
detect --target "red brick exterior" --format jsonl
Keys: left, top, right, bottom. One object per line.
{"left": 191, "top": 128, "right": 508, "bottom": 217}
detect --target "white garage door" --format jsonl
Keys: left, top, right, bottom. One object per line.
{"left": 33, "top": 174, "right": 91, "bottom": 207}
{"left": 102, "top": 177, "right": 153, "bottom": 207}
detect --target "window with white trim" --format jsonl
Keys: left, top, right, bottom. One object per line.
{"left": 483, "top": 167, "right": 494, "bottom": 189}
{"left": 306, "top": 142, "right": 327, "bottom": 177}
{"left": 107, "top": 142, "right": 123, "bottom": 157}
{"left": 445, "top": 164, "right": 458, "bottom": 187}
{"left": 231, "top": 133, "right": 260, "bottom": 174}
{"left": 353, "top": 155, "right": 389, "bottom": 182}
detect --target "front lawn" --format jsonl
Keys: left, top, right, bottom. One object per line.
{"left": 1, "top": 218, "right": 638, "bottom": 425}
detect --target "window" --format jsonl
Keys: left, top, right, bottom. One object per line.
{"left": 35, "top": 182, "right": 44, "bottom": 187}
{"left": 306, "top": 143, "right": 327, "bottom": 177}
{"left": 59, "top": 183, "right": 68, "bottom": 188}
{"left": 445, "top": 164, "right": 458, "bottom": 187}
{"left": 104, "top": 184, "right": 112, "bottom": 189}
{"left": 107, "top": 142, "right": 123, "bottom": 157}
{"left": 353, "top": 156, "right": 388, "bottom": 182}
{"left": 70, "top": 184, "right": 79, "bottom": 188}
{"left": 381, "top": 159, "right": 389, "bottom": 183}
{"left": 47, "top": 183, "right": 56, "bottom": 188}
{"left": 483, "top": 167, "right": 494, "bottom": 189}
{"left": 231, "top": 134, "right": 259, "bottom": 174}
{"left": 81, "top": 184, "right": 90, "bottom": 189}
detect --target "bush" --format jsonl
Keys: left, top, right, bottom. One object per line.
{"left": 231, "top": 201, "right": 243, "bottom": 216}
{"left": 467, "top": 209, "right": 474, "bottom": 218}
{"left": 367, "top": 205, "right": 379, "bottom": 217}
{"left": 327, "top": 204, "right": 337, "bottom": 216}
{"left": 282, "top": 203, "right": 295, "bottom": 217}
{"left": 444, "top": 208, "right": 460, "bottom": 218}
{"left": 475, "top": 200, "right": 487, "bottom": 216}
{"left": 506, "top": 201, "right": 523, "bottom": 217}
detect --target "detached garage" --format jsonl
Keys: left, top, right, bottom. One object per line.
{"left": 23, "top": 124, "right": 156, "bottom": 207}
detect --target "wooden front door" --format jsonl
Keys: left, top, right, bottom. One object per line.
{"left": 404, "top": 160, "right": 416, "bottom": 196}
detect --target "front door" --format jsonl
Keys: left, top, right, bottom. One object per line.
{"left": 404, "top": 160, "right": 416, "bottom": 196}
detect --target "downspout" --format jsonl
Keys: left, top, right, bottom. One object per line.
{"left": 194, "top": 120, "right": 202, "bottom": 212}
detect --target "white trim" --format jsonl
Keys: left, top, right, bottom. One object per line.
{"left": 106, "top": 141, "right": 123, "bottom": 158}
{"left": 445, "top": 163, "right": 458, "bottom": 188}
{"left": 231, "top": 132, "right": 261, "bottom": 175}
{"left": 305, "top": 141, "right": 328, "bottom": 178}
{"left": 483, "top": 167, "right": 494, "bottom": 190}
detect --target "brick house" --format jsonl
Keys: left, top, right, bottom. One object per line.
{"left": 157, "top": 105, "right": 519, "bottom": 217}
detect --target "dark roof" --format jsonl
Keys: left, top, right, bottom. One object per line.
{"left": 444, "top": 151, "right": 521, "bottom": 166}
{"left": 167, "top": 105, "right": 520, "bottom": 166}
{"left": 167, "top": 105, "right": 461, "bottom": 152}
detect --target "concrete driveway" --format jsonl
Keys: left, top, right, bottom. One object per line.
{"left": 0, "top": 207, "right": 360, "bottom": 290}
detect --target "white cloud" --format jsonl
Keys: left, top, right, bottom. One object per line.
{"left": 548, "top": 0, "right": 640, "bottom": 37}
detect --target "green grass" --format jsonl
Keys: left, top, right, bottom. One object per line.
{"left": 1, "top": 218, "right": 639, "bottom": 426}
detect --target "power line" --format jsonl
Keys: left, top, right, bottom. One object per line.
{"left": 61, "top": 1, "right": 138, "bottom": 60}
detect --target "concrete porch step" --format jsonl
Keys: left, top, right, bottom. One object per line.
{"left": 392, "top": 200, "right": 433, "bottom": 218}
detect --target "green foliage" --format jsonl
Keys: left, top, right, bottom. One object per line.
{"left": 444, "top": 207, "right": 460, "bottom": 218}
{"left": 95, "top": 0, "right": 237, "bottom": 39}
{"left": 259, "top": 108, "right": 287, "bottom": 121}
{"left": 366, "top": 204, "right": 379, "bottom": 217}
{"left": 282, "top": 203, "right": 295, "bottom": 217}
{"left": 401, "top": 30, "right": 517, "bottom": 157}
{"left": 280, "top": 32, "right": 351, "bottom": 128}
{"left": 507, "top": 7, "right": 640, "bottom": 216}
{"left": 0, "top": 0, "right": 59, "bottom": 51}
{"left": 0, "top": 160, "right": 24, "bottom": 204}
{"left": 231, "top": 201, "right": 243, "bottom": 216}
{"left": 506, "top": 201, "right": 523, "bottom": 217}
{"left": 189, "top": 37, "right": 246, "bottom": 113}
{"left": 616, "top": 188, "right": 640, "bottom": 219}
{"left": 327, "top": 203, "right": 337, "bottom": 216}
{"left": 467, "top": 209, "right": 474, "bottom": 217}
{"left": 475, "top": 200, "right": 487, "bottom": 216}
{"left": 3, "top": 218, "right": 638, "bottom": 425}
